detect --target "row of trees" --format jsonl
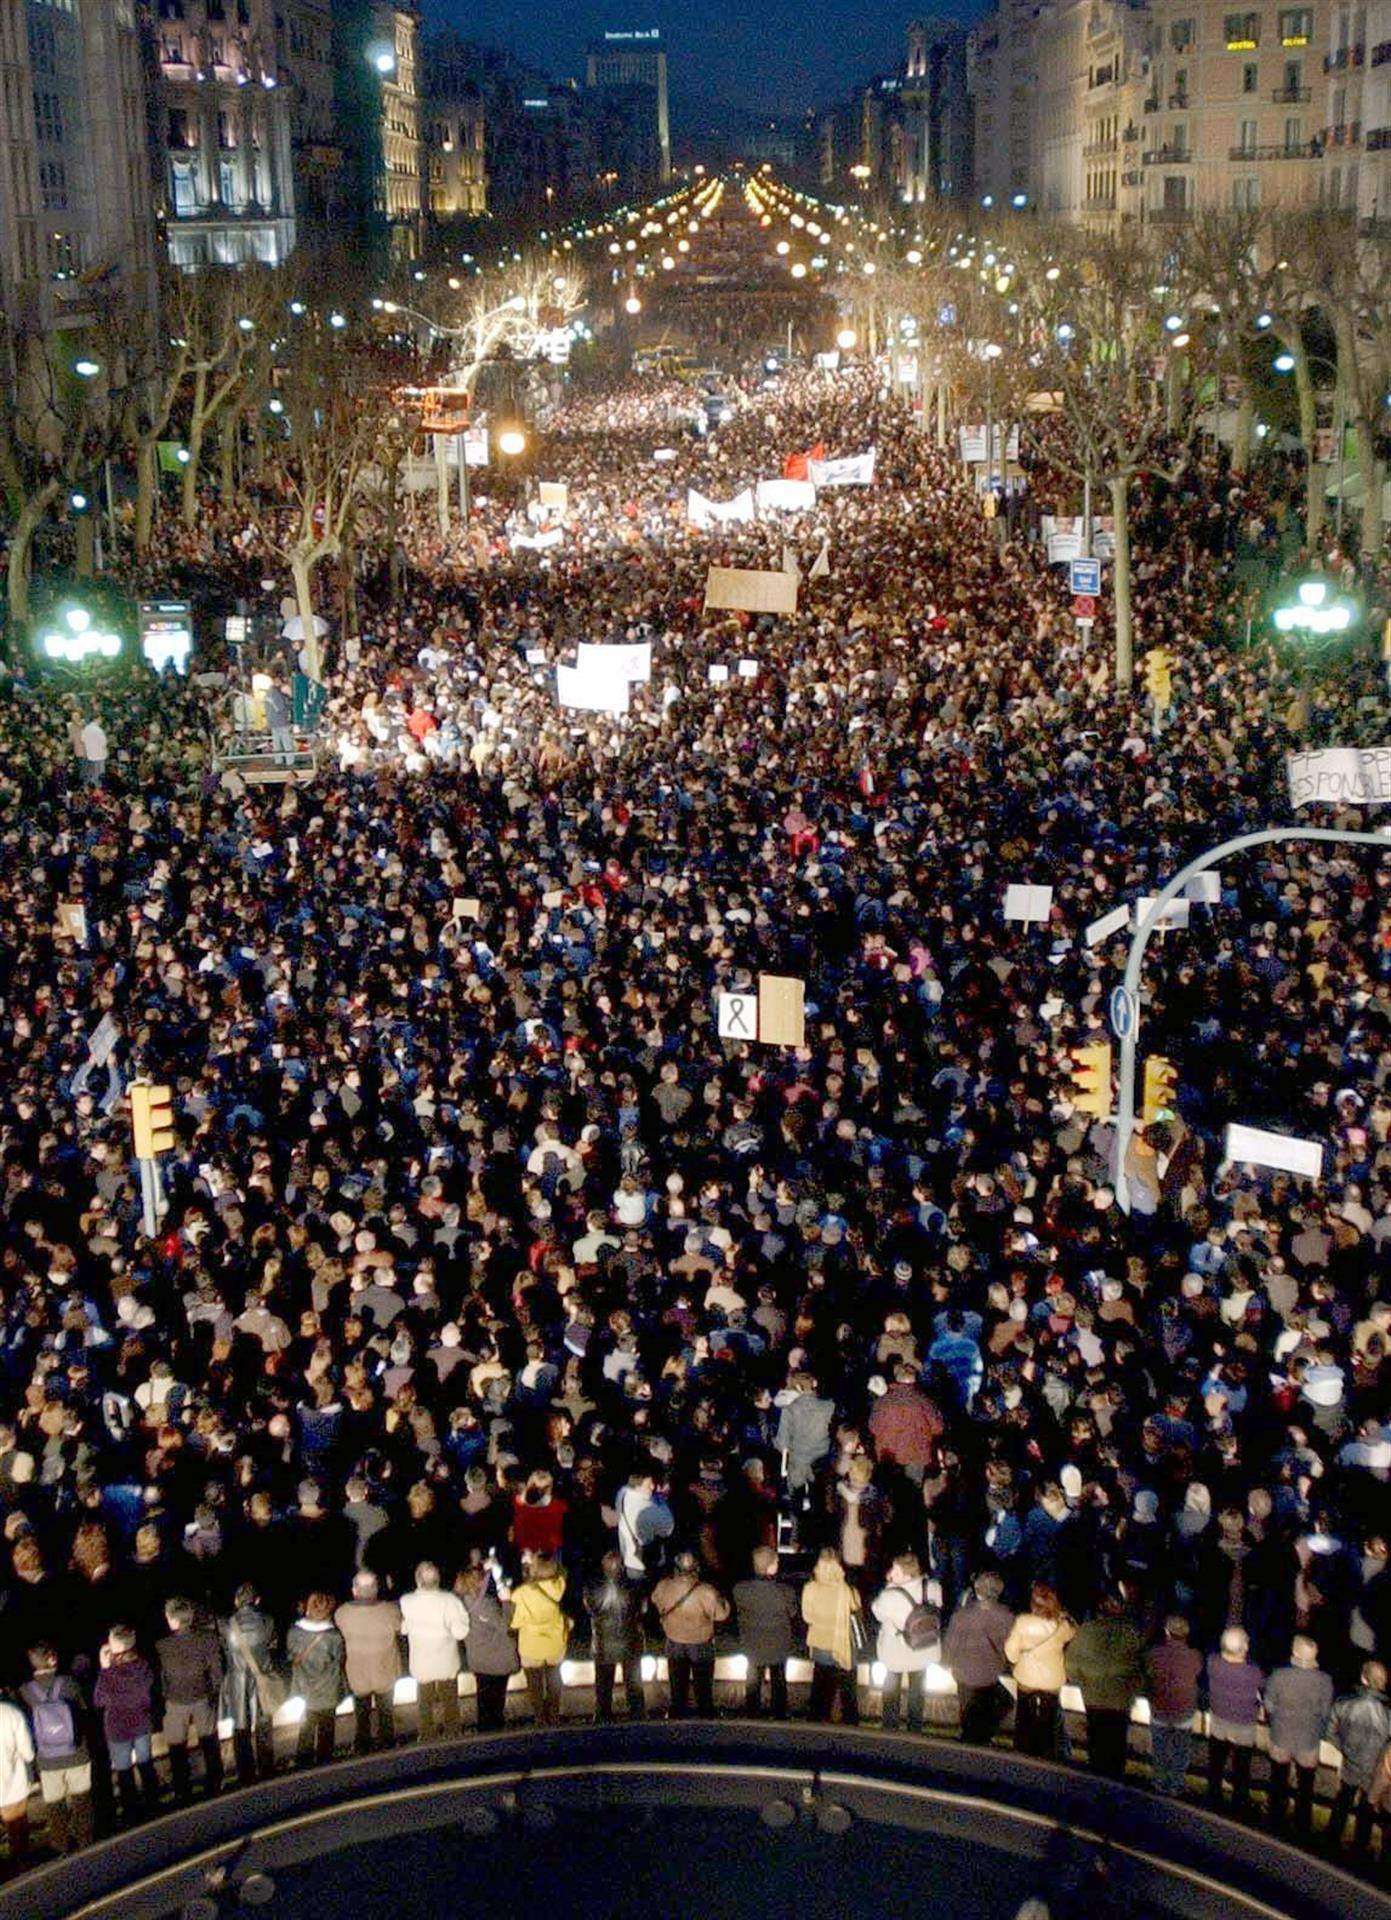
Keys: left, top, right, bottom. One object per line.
{"left": 0, "top": 254, "right": 586, "bottom": 670}
{"left": 859, "top": 207, "right": 1391, "bottom": 686}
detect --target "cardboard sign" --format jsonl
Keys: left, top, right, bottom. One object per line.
{"left": 758, "top": 975, "right": 806, "bottom": 1048}
{"left": 453, "top": 898, "right": 481, "bottom": 922}
{"left": 704, "top": 567, "right": 799, "bottom": 615}
{"left": 57, "top": 903, "right": 88, "bottom": 943}
{"left": 538, "top": 481, "right": 569, "bottom": 513}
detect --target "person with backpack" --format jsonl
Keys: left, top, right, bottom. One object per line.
{"left": 510, "top": 1554, "right": 570, "bottom": 1727}
{"left": 0, "top": 1693, "right": 33, "bottom": 1866}
{"left": 871, "top": 1552, "right": 941, "bottom": 1733}
{"left": 92, "top": 1626, "right": 157, "bottom": 1825}
{"left": 286, "top": 1591, "right": 347, "bottom": 1767}
{"left": 651, "top": 1550, "right": 730, "bottom": 1718}
{"left": 21, "top": 1644, "right": 92, "bottom": 1853}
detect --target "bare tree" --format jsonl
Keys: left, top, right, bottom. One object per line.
{"left": 1306, "top": 214, "right": 1391, "bottom": 557}
{"left": 0, "top": 309, "right": 140, "bottom": 623}
{"left": 269, "top": 322, "right": 390, "bottom": 681}
{"left": 173, "top": 266, "right": 283, "bottom": 527}
{"left": 1021, "top": 228, "right": 1210, "bottom": 688}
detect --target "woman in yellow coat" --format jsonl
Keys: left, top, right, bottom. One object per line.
{"left": 801, "top": 1547, "right": 862, "bottom": 1725}
{"left": 509, "top": 1554, "right": 570, "bottom": 1726}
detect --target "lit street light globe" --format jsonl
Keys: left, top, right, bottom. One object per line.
{"left": 624, "top": 295, "right": 642, "bottom": 316}
{"left": 368, "top": 45, "right": 396, "bottom": 75}
{"left": 498, "top": 429, "right": 527, "bottom": 458}
{"left": 836, "top": 328, "right": 857, "bottom": 352}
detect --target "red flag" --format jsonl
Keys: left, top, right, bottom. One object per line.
{"left": 782, "top": 442, "right": 825, "bottom": 482}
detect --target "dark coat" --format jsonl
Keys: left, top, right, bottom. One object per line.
{"left": 732, "top": 1575, "right": 800, "bottom": 1664}
{"left": 584, "top": 1574, "right": 645, "bottom": 1664}
{"left": 156, "top": 1625, "right": 223, "bottom": 1707}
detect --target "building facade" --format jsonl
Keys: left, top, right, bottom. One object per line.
{"left": 0, "top": 0, "right": 158, "bottom": 329}
{"left": 971, "top": 0, "right": 1037, "bottom": 207}
{"left": 584, "top": 29, "right": 670, "bottom": 186}
{"left": 150, "top": 0, "right": 296, "bottom": 268}
{"left": 427, "top": 89, "right": 487, "bottom": 221}
{"left": 275, "top": 0, "right": 342, "bottom": 239}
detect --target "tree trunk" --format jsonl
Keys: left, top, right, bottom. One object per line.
{"left": 291, "top": 547, "right": 323, "bottom": 683}
{"left": 1353, "top": 416, "right": 1384, "bottom": 557}
{"left": 1292, "top": 348, "right": 1323, "bottom": 546}
{"left": 135, "top": 440, "right": 157, "bottom": 556}
{"left": 385, "top": 460, "right": 403, "bottom": 607}
{"left": 219, "top": 420, "right": 236, "bottom": 505}
{"left": 7, "top": 486, "right": 56, "bottom": 625}
{"left": 1110, "top": 472, "right": 1134, "bottom": 691}
{"left": 75, "top": 514, "right": 95, "bottom": 578}
{"left": 181, "top": 367, "right": 207, "bottom": 527}
{"left": 1230, "top": 382, "right": 1255, "bottom": 476}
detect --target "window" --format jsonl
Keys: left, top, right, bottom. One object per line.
{"left": 169, "top": 158, "right": 197, "bottom": 214}
{"left": 219, "top": 157, "right": 236, "bottom": 206}
{"left": 1238, "top": 116, "right": 1258, "bottom": 150}
{"left": 1233, "top": 175, "right": 1261, "bottom": 206}
{"left": 1243, "top": 61, "right": 1259, "bottom": 89}
{"left": 31, "top": 88, "right": 62, "bottom": 143}
{"left": 1162, "top": 173, "right": 1188, "bottom": 208}
{"left": 1279, "top": 7, "right": 1313, "bottom": 42}
{"left": 1225, "top": 12, "right": 1262, "bottom": 47}
{"left": 167, "top": 107, "right": 193, "bottom": 148}
{"left": 1283, "top": 58, "right": 1304, "bottom": 92}
{"left": 1285, "top": 115, "right": 1303, "bottom": 147}
{"left": 1170, "top": 18, "right": 1195, "bottom": 46}
{"left": 217, "top": 109, "right": 236, "bottom": 150}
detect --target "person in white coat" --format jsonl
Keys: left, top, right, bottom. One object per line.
{"left": 0, "top": 1696, "right": 34, "bottom": 1863}
{"left": 871, "top": 1552, "right": 941, "bottom": 1734}
{"left": 399, "top": 1562, "right": 468, "bottom": 1742}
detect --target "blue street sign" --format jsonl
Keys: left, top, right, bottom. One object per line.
{"left": 1070, "top": 558, "right": 1101, "bottom": 597}
{"left": 1109, "top": 985, "right": 1137, "bottom": 1042}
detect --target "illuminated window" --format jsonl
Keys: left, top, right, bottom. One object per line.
{"left": 1279, "top": 8, "right": 1312, "bottom": 43}
{"left": 1224, "top": 12, "right": 1262, "bottom": 48}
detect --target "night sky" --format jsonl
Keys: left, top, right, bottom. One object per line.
{"left": 418, "top": 2, "right": 969, "bottom": 118}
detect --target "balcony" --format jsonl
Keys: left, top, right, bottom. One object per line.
{"left": 1374, "top": 40, "right": 1391, "bottom": 65}
{"left": 1324, "top": 121, "right": 1362, "bottom": 145}
{"left": 1228, "top": 141, "right": 1320, "bottom": 158}
{"left": 1083, "top": 196, "right": 1118, "bottom": 211}
{"left": 1272, "top": 84, "right": 1311, "bottom": 101}
{"left": 1367, "top": 126, "right": 1391, "bottom": 149}
{"left": 1122, "top": 168, "right": 1142, "bottom": 185}
{"left": 1148, "top": 203, "right": 1193, "bottom": 222}
{"left": 1143, "top": 93, "right": 1160, "bottom": 111}
{"left": 1083, "top": 138, "right": 1118, "bottom": 156}
{"left": 1324, "top": 43, "right": 1365, "bottom": 69}
{"left": 1168, "top": 91, "right": 1189, "bottom": 108}
{"left": 1143, "top": 146, "right": 1192, "bottom": 163}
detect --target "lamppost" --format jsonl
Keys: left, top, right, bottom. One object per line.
{"left": 1112, "top": 825, "right": 1391, "bottom": 1211}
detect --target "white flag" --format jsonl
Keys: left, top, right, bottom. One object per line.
{"left": 808, "top": 539, "right": 831, "bottom": 581}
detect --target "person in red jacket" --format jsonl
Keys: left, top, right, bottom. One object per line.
{"left": 868, "top": 1365, "right": 944, "bottom": 1483}
{"left": 513, "top": 1470, "right": 568, "bottom": 1560}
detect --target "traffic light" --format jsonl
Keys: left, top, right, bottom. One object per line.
{"left": 1143, "top": 647, "right": 1173, "bottom": 709}
{"left": 1069, "top": 1042, "right": 1113, "bottom": 1119}
{"left": 130, "top": 1083, "right": 176, "bottom": 1159}
{"left": 1142, "top": 1056, "right": 1179, "bottom": 1126}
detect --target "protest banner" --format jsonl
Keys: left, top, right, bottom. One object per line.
{"left": 1287, "top": 747, "right": 1391, "bottom": 809}
{"left": 513, "top": 528, "right": 564, "bottom": 553}
{"left": 807, "top": 449, "right": 876, "bottom": 488}
{"left": 688, "top": 488, "right": 755, "bottom": 530}
{"left": 704, "top": 567, "right": 799, "bottom": 615}
{"left": 783, "top": 443, "right": 825, "bottom": 483}
{"left": 756, "top": 478, "right": 817, "bottom": 513}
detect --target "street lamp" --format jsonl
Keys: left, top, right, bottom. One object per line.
{"left": 498, "top": 428, "right": 527, "bottom": 458}
{"left": 1272, "top": 577, "right": 1357, "bottom": 635}
{"left": 837, "top": 327, "right": 857, "bottom": 351}
{"left": 624, "top": 294, "right": 642, "bottom": 315}
{"left": 74, "top": 359, "right": 100, "bottom": 379}
{"left": 368, "top": 44, "right": 396, "bottom": 76}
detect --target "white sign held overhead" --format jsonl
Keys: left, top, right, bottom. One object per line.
{"left": 88, "top": 1013, "right": 120, "bottom": 1067}
{"left": 1224, "top": 1123, "right": 1323, "bottom": 1181}
{"left": 688, "top": 487, "right": 755, "bottom": 529}
{"left": 708, "top": 663, "right": 730, "bottom": 685}
{"left": 1004, "top": 883, "right": 1054, "bottom": 926}
{"left": 1288, "top": 747, "right": 1391, "bottom": 809}
{"left": 737, "top": 659, "right": 760, "bottom": 679}
{"left": 1084, "top": 903, "right": 1131, "bottom": 948}
{"left": 1137, "top": 896, "right": 1191, "bottom": 931}
{"left": 556, "top": 662, "right": 630, "bottom": 716}
{"left": 1185, "top": 873, "right": 1222, "bottom": 904}
{"left": 575, "top": 640, "right": 651, "bottom": 684}
{"left": 717, "top": 991, "right": 757, "bottom": 1040}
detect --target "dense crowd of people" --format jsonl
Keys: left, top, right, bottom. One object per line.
{"left": 2, "top": 313, "right": 1391, "bottom": 1890}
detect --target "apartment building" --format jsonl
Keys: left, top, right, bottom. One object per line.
{"left": 1081, "top": 0, "right": 1150, "bottom": 227}
{"left": 152, "top": 0, "right": 296, "bottom": 268}
{"left": 0, "top": 0, "right": 159, "bottom": 329}
{"left": 275, "top": 0, "right": 342, "bottom": 238}
{"left": 971, "top": 0, "right": 1038, "bottom": 207}
{"left": 427, "top": 90, "right": 487, "bottom": 221}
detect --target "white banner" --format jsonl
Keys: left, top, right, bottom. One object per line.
{"left": 755, "top": 478, "right": 817, "bottom": 513}
{"left": 575, "top": 640, "right": 652, "bottom": 684}
{"left": 557, "top": 661, "right": 630, "bottom": 716}
{"left": 1288, "top": 747, "right": 1391, "bottom": 809}
{"left": 1224, "top": 1123, "right": 1323, "bottom": 1181}
{"left": 807, "top": 449, "right": 876, "bottom": 488}
{"left": 513, "top": 527, "right": 564, "bottom": 552}
{"left": 688, "top": 487, "right": 755, "bottom": 529}
{"left": 959, "top": 425, "right": 1019, "bottom": 464}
